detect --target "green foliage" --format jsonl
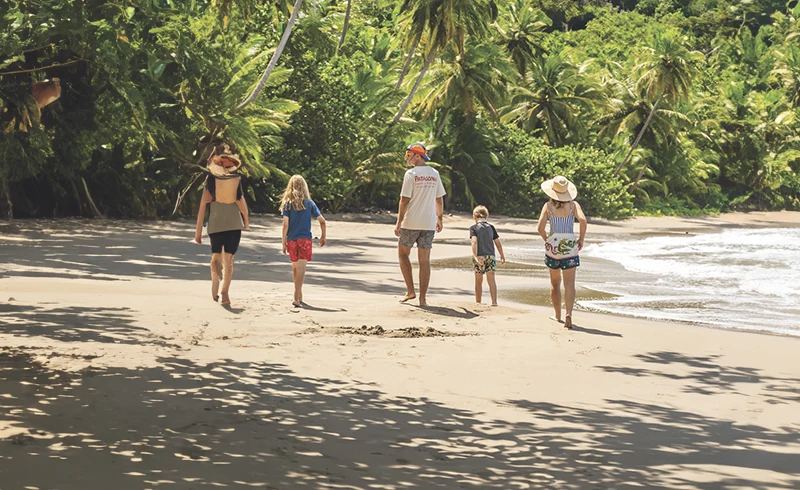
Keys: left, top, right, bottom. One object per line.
{"left": 0, "top": 0, "right": 798, "bottom": 220}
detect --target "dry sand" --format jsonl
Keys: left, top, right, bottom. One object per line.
{"left": 1, "top": 211, "right": 799, "bottom": 489}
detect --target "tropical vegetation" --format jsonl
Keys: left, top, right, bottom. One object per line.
{"left": 1, "top": 0, "right": 799, "bottom": 219}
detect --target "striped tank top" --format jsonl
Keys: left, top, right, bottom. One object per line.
{"left": 549, "top": 201, "right": 575, "bottom": 233}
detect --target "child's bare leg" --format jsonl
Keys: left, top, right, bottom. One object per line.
{"left": 293, "top": 259, "right": 307, "bottom": 305}
{"left": 220, "top": 252, "right": 234, "bottom": 305}
{"left": 398, "top": 244, "right": 416, "bottom": 302}
{"left": 417, "top": 247, "right": 431, "bottom": 307}
{"left": 487, "top": 271, "right": 498, "bottom": 306}
{"left": 474, "top": 272, "right": 483, "bottom": 304}
{"left": 548, "top": 268, "right": 562, "bottom": 322}
{"left": 210, "top": 253, "right": 223, "bottom": 301}
{"left": 563, "top": 267, "right": 577, "bottom": 328}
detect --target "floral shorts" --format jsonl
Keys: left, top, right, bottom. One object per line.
{"left": 287, "top": 238, "right": 313, "bottom": 262}
{"left": 472, "top": 255, "right": 497, "bottom": 274}
{"left": 545, "top": 255, "right": 580, "bottom": 270}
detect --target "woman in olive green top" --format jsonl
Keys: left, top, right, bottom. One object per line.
{"left": 194, "top": 143, "right": 249, "bottom": 305}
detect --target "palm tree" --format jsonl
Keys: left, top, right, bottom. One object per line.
{"left": 336, "top": 0, "right": 353, "bottom": 55}
{"left": 502, "top": 51, "right": 604, "bottom": 147}
{"left": 496, "top": 0, "right": 550, "bottom": 76}
{"left": 614, "top": 29, "right": 703, "bottom": 175}
{"left": 391, "top": 0, "right": 495, "bottom": 126}
{"left": 237, "top": 0, "right": 304, "bottom": 110}
{"left": 417, "top": 42, "right": 515, "bottom": 138}
{"left": 394, "top": 0, "right": 439, "bottom": 89}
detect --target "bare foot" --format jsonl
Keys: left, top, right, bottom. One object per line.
{"left": 549, "top": 315, "right": 564, "bottom": 324}
{"left": 564, "top": 315, "right": 572, "bottom": 329}
{"left": 418, "top": 299, "right": 427, "bottom": 307}
{"left": 491, "top": 303, "right": 498, "bottom": 307}
{"left": 220, "top": 292, "right": 231, "bottom": 306}
{"left": 292, "top": 300, "right": 301, "bottom": 308}
{"left": 212, "top": 294, "right": 219, "bottom": 302}
{"left": 400, "top": 293, "right": 416, "bottom": 303}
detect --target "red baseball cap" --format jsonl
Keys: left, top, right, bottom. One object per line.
{"left": 406, "top": 142, "right": 431, "bottom": 161}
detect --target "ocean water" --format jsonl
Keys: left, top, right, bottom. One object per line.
{"left": 576, "top": 228, "right": 800, "bottom": 336}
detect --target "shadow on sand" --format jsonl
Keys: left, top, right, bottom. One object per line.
{"left": 1, "top": 350, "right": 798, "bottom": 489}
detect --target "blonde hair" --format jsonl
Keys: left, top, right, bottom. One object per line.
{"left": 473, "top": 205, "right": 489, "bottom": 219}
{"left": 280, "top": 175, "right": 312, "bottom": 212}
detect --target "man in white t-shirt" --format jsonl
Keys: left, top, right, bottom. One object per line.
{"left": 394, "top": 142, "right": 446, "bottom": 307}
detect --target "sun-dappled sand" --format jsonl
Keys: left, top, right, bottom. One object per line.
{"left": 1, "top": 212, "right": 799, "bottom": 489}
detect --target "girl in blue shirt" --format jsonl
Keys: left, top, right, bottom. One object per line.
{"left": 281, "top": 175, "right": 326, "bottom": 307}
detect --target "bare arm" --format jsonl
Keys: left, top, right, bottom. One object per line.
{"left": 194, "top": 189, "right": 212, "bottom": 243}
{"left": 236, "top": 196, "right": 249, "bottom": 229}
{"left": 471, "top": 236, "right": 479, "bottom": 261}
{"left": 494, "top": 238, "right": 505, "bottom": 263}
{"left": 281, "top": 216, "right": 289, "bottom": 255}
{"left": 574, "top": 201, "right": 588, "bottom": 250}
{"left": 537, "top": 203, "right": 549, "bottom": 242}
{"left": 394, "top": 196, "right": 411, "bottom": 237}
{"left": 435, "top": 197, "right": 444, "bottom": 232}
{"left": 317, "top": 215, "right": 327, "bottom": 247}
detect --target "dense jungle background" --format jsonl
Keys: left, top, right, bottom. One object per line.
{"left": 1, "top": 0, "right": 799, "bottom": 219}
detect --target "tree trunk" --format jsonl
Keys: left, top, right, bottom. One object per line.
{"left": 237, "top": 0, "right": 304, "bottom": 110}
{"left": 435, "top": 105, "right": 452, "bottom": 140}
{"left": 395, "top": 38, "right": 419, "bottom": 89}
{"left": 82, "top": 178, "right": 105, "bottom": 218}
{"left": 336, "top": 0, "right": 352, "bottom": 55}
{"left": 1, "top": 176, "right": 12, "bottom": 219}
{"left": 631, "top": 162, "right": 649, "bottom": 188}
{"left": 614, "top": 93, "right": 663, "bottom": 176}
{"left": 392, "top": 47, "right": 437, "bottom": 126}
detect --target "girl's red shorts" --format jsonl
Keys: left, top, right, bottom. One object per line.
{"left": 287, "top": 238, "right": 312, "bottom": 262}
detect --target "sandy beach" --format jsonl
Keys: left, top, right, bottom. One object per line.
{"left": 1, "top": 211, "right": 799, "bottom": 489}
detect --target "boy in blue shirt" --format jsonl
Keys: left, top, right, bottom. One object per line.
{"left": 470, "top": 205, "right": 505, "bottom": 306}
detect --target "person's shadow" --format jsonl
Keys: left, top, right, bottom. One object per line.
{"left": 297, "top": 302, "right": 347, "bottom": 313}
{"left": 412, "top": 305, "right": 478, "bottom": 319}
{"left": 222, "top": 304, "right": 246, "bottom": 314}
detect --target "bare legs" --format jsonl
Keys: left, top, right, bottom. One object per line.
{"left": 398, "top": 245, "right": 431, "bottom": 306}
{"left": 292, "top": 259, "right": 307, "bottom": 306}
{"left": 562, "top": 267, "right": 576, "bottom": 329}
{"left": 398, "top": 245, "right": 415, "bottom": 303}
{"left": 210, "top": 253, "right": 223, "bottom": 301}
{"left": 549, "top": 267, "right": 576, "bottom": 328}
{"left": 417, "top": 248, "right": 431, "bottom": 307}
{"left": 486, "top": 271, "right": 498, "bottom": 306}
{"left": 474, "top": 271, "right": 498, "bottom": 306}
{"left": 220, "top": 252, "right": 234, "bottom": 305}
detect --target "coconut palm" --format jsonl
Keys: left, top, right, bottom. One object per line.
{"left": 417, "top": 42, "right": 515, "bottom": 138}
{"left": 502, "top": 51, "right": 604, "bottom": 147}
{"left": 391, "top": 0, "right": 496, "bottom": 126}
{"left": 614, "top": 29, "right": 703, "bottom": 175}
{"left": 237, "top": 0, "right": 304, "bottom": 110}
{"left": 495, "top": 0, "right": 550, "bottom": 76}
{"left": 394, "top": 0, "right": 439, "bottom": 89}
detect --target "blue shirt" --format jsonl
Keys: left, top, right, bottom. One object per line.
{"left": 282, "top": 199, "right": 321, "bottom": 241}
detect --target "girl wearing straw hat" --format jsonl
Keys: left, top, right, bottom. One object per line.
{"left": 537, "top": 175, "right": 587, "bottom": 329}
{"left": 194, "top": 143, "right": 250, "bottom": 306}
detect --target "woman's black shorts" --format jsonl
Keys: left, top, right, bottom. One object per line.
{"left": 209, "top": 230, "right": 241, "bottom": 255}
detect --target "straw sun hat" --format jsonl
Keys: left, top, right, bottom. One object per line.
{"left": 541, "top": 175, "right": 578, "bottom": 201}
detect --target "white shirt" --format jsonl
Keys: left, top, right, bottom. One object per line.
{"left": 400, "top": 165, "right": 446, "bottom": 230}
